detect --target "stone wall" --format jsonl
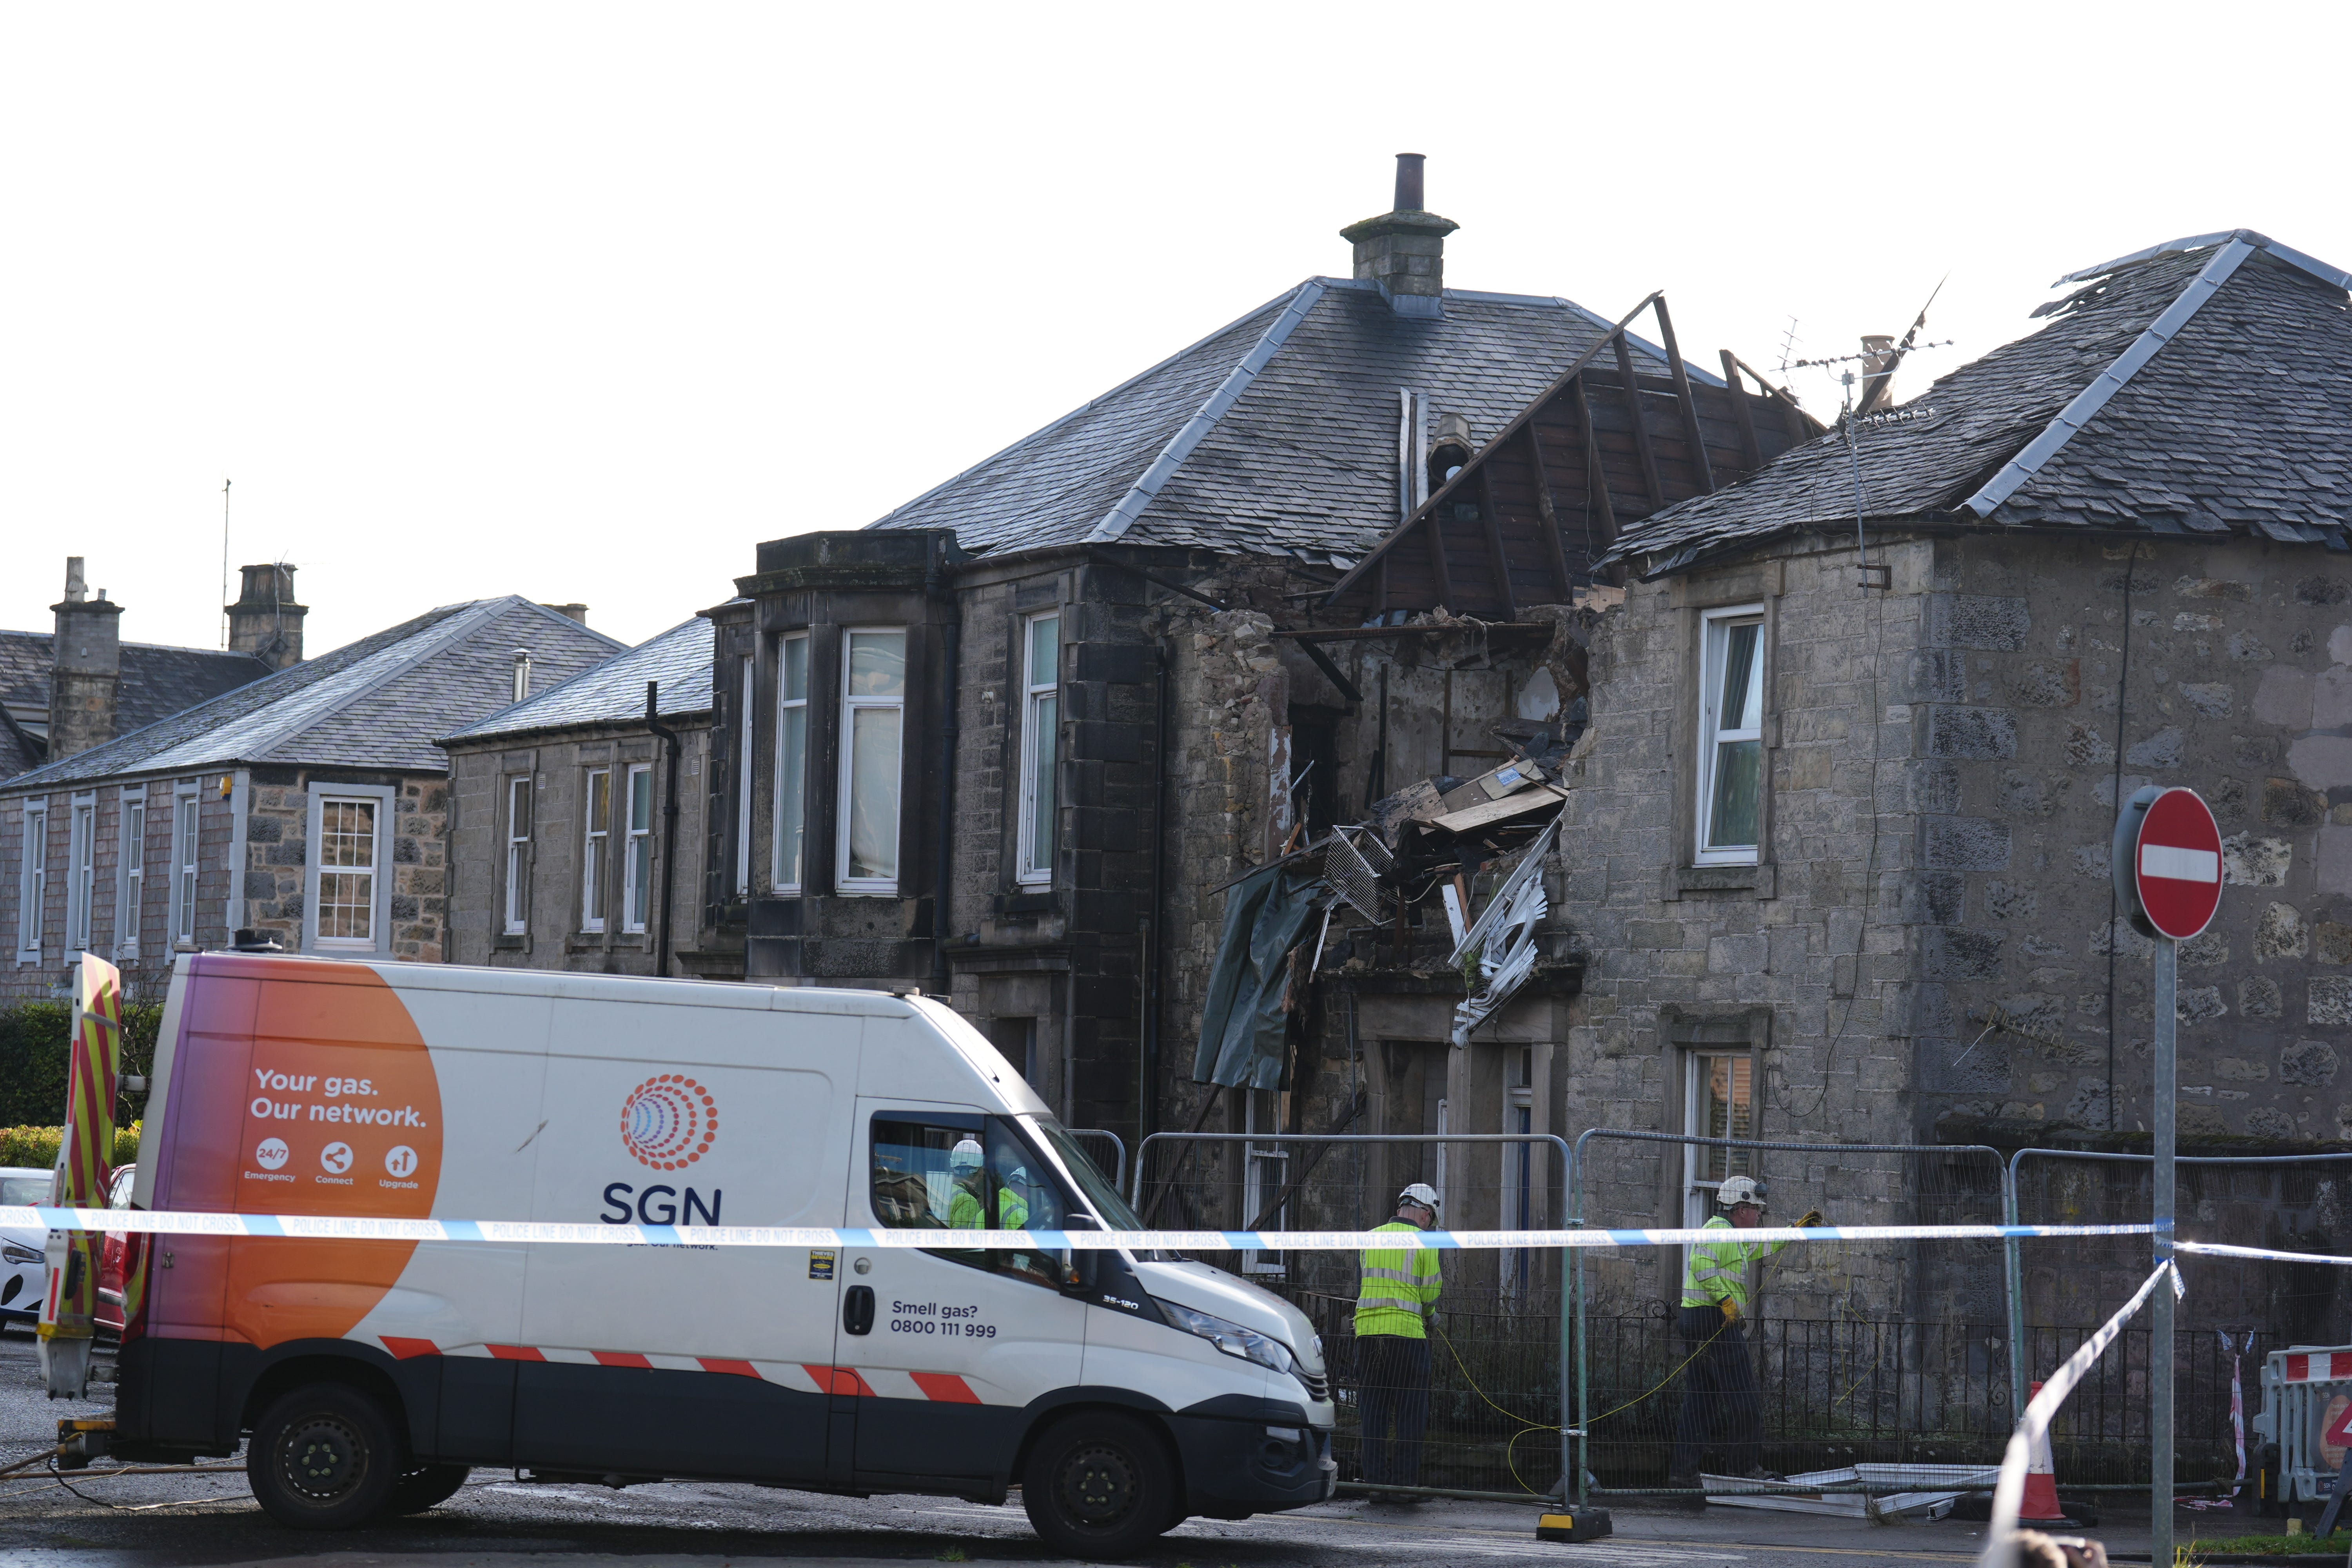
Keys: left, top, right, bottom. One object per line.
{"left": 443, "top": 722, "right": 713, "bottom": 977}
{"left": 238, "top": 766, "right": 448, "bottom": 962}
{"left": 1555, "top": 528, "right": 2352, "bottom": 1331}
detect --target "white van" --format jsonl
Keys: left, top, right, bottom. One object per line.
{"left": 113, "top": 953, "right": 1336, "bottom": 1556}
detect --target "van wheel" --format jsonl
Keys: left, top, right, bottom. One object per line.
{"left": 1022, "top": 1411, "right": 1178, "bottom": 1560}
{"left": 384, "top": 1462, "right": 470, "bottom": 1515}
{"left": 248, "top": 1383, "right": 402, "bottom": 1529}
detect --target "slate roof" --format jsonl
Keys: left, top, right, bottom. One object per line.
{"left": 441, "top": 616, "right": 715, "bottom": 744}
{"left": 869, "top": 278, "right": 1715, "bottom": 563}
{"left": 2, "top": 598, "right": 624, "bottom": 791}
{"left": 0, "top": 630, "right": 270, "bottom": 776}
{"left": 1609, "top": 231, "right": 2352, "bottom": 573}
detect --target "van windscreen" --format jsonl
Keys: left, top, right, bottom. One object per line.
{"left": 1033, "top": 1119, "right": 1144, "bottom": 1232}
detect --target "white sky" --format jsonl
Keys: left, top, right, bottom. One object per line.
{"left": 7, "top": 3, "right": 2350, "bottom": 656}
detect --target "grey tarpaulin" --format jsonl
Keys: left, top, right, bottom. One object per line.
{"left": 1192, "top": 860, "right": 1321, "bottom": 1089}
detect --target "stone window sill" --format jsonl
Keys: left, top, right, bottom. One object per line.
{"left": 1667, "top": 863, "right": 1775, "bottom": 898}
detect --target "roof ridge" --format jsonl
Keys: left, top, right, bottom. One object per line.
{"left": 1083, "top": 279, "right": 1330, "bottom": 543}
{"left": 2058, "top": 228, "right": 2352, "bottom": 290}
{"left": 1962, "top": 238, "right": 2262, "bottom": 517}
{"left": 454, "top": 614, "right": 705, "bottom": 736}
{"left": 867, "top": 284, "right": 1312, "bottom": 534}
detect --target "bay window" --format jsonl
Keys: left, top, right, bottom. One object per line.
{"left": 503, "top": 776, "right": 531, "bottom": 935}
{"left": 172, "top": 791, "right": 199, "bottom": 946}
{"left": 623, "top": 763, "right": 653, "bottom": 933}
{"left": 66, "top": 797, "right": 95, "bottom": 951}
{"left": 16, "top": 804, "right": 46, "bottom": 960}
{"left": 313, "top": 796, "right": 380, "bottom": 947}
{"left": 116, "top": 794, "right": 144, "bottom": 960}
{"left": 582, "top": 767, "right": 611, "bottom": 933}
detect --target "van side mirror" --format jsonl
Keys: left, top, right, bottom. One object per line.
{"left": 1058, "top": 1214, "right": 1100, "bottom": 1296}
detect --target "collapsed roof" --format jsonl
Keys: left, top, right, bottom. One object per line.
{"left": 1607, "top": 230, "right": 2352, "bottom": 576}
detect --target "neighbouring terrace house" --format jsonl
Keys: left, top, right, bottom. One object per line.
{"left": 439, "top": 616, "right": 719, "bottom": 978}
{"left": 1506, "top": 229, "right": 2352, "bottom": 1345}
{"left": 1, "top": 557, "right": 280, "bottom": 781}
{"left": 1, "top": 592, "right": 617, "bottom": 1000}
{"left": 699, "top": 158, "right": 1808, "bottom": 1285}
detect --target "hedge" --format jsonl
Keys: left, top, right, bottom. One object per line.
{"left": 0, "top": 1001, "right": 159, "bottom": 1126}
{"left": 0, "top": 1122, "right": 142, "bottom": 1173}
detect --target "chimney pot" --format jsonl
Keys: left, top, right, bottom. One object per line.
{"left": 1339, "top": 155, "right": 1459, "bottom": 320}
{"left": 62, "top": 557, "right": 87, "bottom": 604}
{"left": 540, "top": 602, "right": 590, "bottom": 625}
{"left": 1393, "top": 152, "right": 1425, "bottom": 213}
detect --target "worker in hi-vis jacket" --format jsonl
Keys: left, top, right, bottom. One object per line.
{"left": 1354, "top": 1182, "right": 1443, "bottom": 1499}
{"left": 1666, "top": 1175, "right": 1821, "bottom": 1488}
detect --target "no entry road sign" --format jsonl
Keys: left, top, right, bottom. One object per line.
{"left": 2113, "top": 786, "right": 2223, "bottom": 941}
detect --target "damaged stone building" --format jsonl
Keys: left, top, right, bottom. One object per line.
{"left": 693, "top": 157, "right": 1805, "bottom": 1237}
{"left": 1495, "top": 229, "right": 2352, "bottom": 1338}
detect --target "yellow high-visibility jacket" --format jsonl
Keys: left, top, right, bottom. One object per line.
{"left": 1679, "top": 1215, "right": 1788, "bottom": 1311}
{"left": 1355, "top": 1220, "right": 1442, "bottom": 1338}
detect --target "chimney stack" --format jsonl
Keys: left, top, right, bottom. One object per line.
{"left": 227, "top": 562, "right": 307, "bottom": 671}
{"left": 539, "top": 603, "right": 589, "bottom": 625}
{"left": 47, "top": 556, "right": 123, "bottom": 761}
{"left": 1857, "top": 334, "right": 1900, "bottom": 415}
{"left": 1340, "top": 152, "right": 1459, "bottom": 320}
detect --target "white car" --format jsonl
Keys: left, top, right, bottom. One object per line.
{"left": 0, "top": 1167, "right": 51, "bottom": 1326}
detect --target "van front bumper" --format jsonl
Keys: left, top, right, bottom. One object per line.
{"left": 1167, "top": 1409, "right": 1337, "bottom": 1519}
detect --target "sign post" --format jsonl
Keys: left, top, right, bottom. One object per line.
{"left": 2112, "top": 785, "right": 2223, "bottom": 1568}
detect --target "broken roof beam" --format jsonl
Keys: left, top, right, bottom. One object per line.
{"left": 1652, "top": 298, "right": 1716, "bottom": 494}
{"left": 1720, "top": 349, "right": 1765, "bottom": 470}
{"left": 1524, "top": 421, "right": 1575, "bottom": 599}
{"left": 1612, "top": 333, "right": 1667, "bottom": 509}
{"left": 1569, "top": 373, "right": 1619, "bottom": 551}
{"left": 1725, "top": 352, "right": 1825, "bottom": 443}
{"left": 1475, "top": 463, "right": 1519, "bottom": 619}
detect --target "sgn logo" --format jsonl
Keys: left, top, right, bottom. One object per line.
{"left": 620, "top": 1074, "right": 716, "bottom": 1170}
{"left": 604, "top": 1074, "right": 721, "bottom": 1227}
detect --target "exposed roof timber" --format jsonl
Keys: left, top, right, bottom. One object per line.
{"left": 1964, "top": 237, "right": 2257, "bottom": 517}
{"left": 1085, "top": 279, "right": 1330, "bottom": 543}
{"left": 1319, "top": 291, "right": 1665, "bottom": 604}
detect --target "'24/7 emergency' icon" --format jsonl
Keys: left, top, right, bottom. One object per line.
{"left": 621, "top": 1075, "right": 718, "bottom": 1171}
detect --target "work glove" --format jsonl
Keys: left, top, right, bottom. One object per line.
{"left": 1798, "top": 1209, "right": 1824, "bottom": 1230}
{"left": 1719, "top": 1299, "right": 1740, "bottom": 1325}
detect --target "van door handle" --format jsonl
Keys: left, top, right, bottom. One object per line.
{"left": 844, "top": 1285, "right": 875, "bottom": 1336}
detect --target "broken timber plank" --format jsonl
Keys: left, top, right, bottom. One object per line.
{"left": 1568, "top": 374, "right": 1618, "bottom": 549}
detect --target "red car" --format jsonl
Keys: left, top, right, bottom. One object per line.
{"left": 97, "top": 1164, "right": 134, "bottom": 1335}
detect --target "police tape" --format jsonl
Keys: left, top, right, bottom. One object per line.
{"left": 2176, "top": 1239, "right": 2352, "bottom": 1267}
{"left": 0, "top": 1207, "right": 2158, "bottom": 1252}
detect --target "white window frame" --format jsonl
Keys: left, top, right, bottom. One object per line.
{"left": 581, "top": 766, "right": 612, "bottom": 935}
{"left": 303, "top": 784, "right": 392, "bottom": 954}
{"left": 502, "top": 775, "right": 532, "bottom": 936}
{"left": 835, "top": 627, "right": 907, "bottom": 896}
{"left": 16, "top": 801, "right": 47, "bottom": 963}
{"left": 171, "top": 785, "right": 200, "bottom": 947}
{"left": 734, "top": 655, "right": 753, "bottom": 895}
{"left": 1681, "top": 1049, "right": 1755, "bottom": 1229}
{"left": 116, "top": 791, "right": 145, "bottom": 961}
{"left": 1694, "top": 604, "right": 1767, "bottom": 866}
{"left": 773, "top": 632, "right": 809, "bottom": 894}
{"left": 66, "top": 794, "right": 96, "bottom": 952}
{"left": 1015, "top": 611, "right": 1060, "bottom": 886}
{"left": 1240, "top": 1089, "right": 1287, "bottom": 1278}
{"left": 622, "top": 762, "right": 653, "bottom": 935}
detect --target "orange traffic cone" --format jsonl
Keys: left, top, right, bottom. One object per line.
{"left": 2019, "top": 1380, "right": 2070, "bottom": 1526}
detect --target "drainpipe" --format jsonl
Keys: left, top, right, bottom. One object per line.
{"left": 645, "top": 681, "right": 682, "bottom": 979}
{"left": 1143, "top": 635, "right": 1173, "bottom": 1141}
{"left": 928, "top": 540, "right": 960, "bottom": 991}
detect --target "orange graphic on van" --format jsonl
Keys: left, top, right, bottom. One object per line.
{"left": 621, "top": 1075, "right": 718, "bottom": 1170}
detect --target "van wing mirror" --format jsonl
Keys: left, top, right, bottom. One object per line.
{"left": 1058, "top": 1214, "right": 1100, "bottom": 1296}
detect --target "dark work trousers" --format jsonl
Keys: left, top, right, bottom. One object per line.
{"left": 1355, "top": 1334, "right": 1432, "bottom": 1486}
{"left": 1669, "top": 1304, "right": 1762, "bottom": 1477}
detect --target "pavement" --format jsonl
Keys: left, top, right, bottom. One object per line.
{"left": 0, "top": 1323, "right": 2286, "bottom": 1568}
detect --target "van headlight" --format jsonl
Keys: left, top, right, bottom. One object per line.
{"left": 1160, "top": 1300, "right": 1298, "bottom": 1377}
{"left": 2, "top": 1243, "right": 41, "bottom": 1267}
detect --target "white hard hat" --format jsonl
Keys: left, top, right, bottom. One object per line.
{"left": 1717, "top": 1175, "right": 1766, "bottom": 1209}
{"left": 949, "top": 1138, "right": 984, "bottom": 1172}
{"left": 1397, "top": 1183, "right": 1440, "bottom": 1212}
